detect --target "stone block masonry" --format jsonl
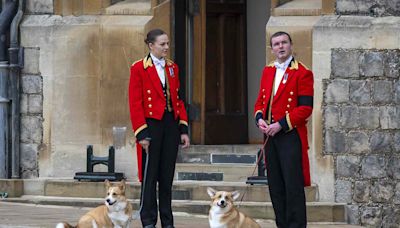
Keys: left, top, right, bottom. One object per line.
{"left": 336, "top": 0, "right": 400, "bottom": 17}
{"left": 20, "top": 47, "right": 43, "bottom": 178}
{"left": 323, "top": 48, "right": 400, "bottom": 227}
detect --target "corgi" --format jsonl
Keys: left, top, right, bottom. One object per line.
{"left": 56, "top": 180, "right": 133, "bottom": 228}
{"left": 207, "top": 187, "right": 260, "bottom": 228}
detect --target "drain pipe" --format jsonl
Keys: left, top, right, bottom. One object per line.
{"left": 9, "top": 0, "right": 24, "bottom": 179}
{"left": 0, "top": 61, "right": 9, "bottom": 178}
{"left": 0, "top": 0, "right": 17, "bottom": 61}
{"left": 0, "top": 0, "right": 18, "bottom": 178}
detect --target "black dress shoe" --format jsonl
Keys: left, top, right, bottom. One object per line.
{"left": 143, "top": 225, "right": 156, "bottom": 228}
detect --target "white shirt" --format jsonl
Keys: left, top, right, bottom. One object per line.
{"left": 150, "top": 53, "right": 166, "bottom": 86}
{"left": 273, "top": 56, "right": 293, "bottom": 95}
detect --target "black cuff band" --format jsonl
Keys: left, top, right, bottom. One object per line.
{"left": 179, "top": 124, "right": 188, "bottom": 134}
{"left": 255, "top": 113, "right": 263, "bottom": 126}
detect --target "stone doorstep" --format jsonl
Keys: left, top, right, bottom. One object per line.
{"left": 176, "top": 144, "right": 263, "bottom": 164}
{"left": 105, "top": 0, "right": 151, "bottom": 15}
{"left": 177, "top": 153, "right": 258, "bottom": 164}
{"left": 273, "top": 0, "right": 322, "bottom": 16}
{"left": 179, "top": 144, "right": 263, "bottom": 154}
{"left": 21, "top": 179, "right": 317, "bottom": 202}
{"left": 174, "top": 164, "right": 256, "bottom": 182}
{"left": 2, "top": 196, "right": 346, "bottom": 222}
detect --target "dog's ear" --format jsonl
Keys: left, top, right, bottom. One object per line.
{"left": 105, "top": 179, "right": 111, "bottom": 188}
{"left": 207, "top": 187, "right": 217, "bottom": 198}
{"left": 231, "top": 190, "right": 240, "bottom": 201}
{"left": 119, "top": 180, "right": 126, "bottom": 192}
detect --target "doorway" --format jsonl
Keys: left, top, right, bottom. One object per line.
{"left": 175, "top": 0, "right": 248, "bottom": 144}
{"left": 204, "top": 0, "right": 248, "bottom": 144}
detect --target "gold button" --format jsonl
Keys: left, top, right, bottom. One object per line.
{"left": 147, "top": 90, "right": 151, "bottom": 94}
{"left": 177, "top": 110, "right": 180, "bottom": 114}
{"left": 148, "top": 104, "right": 152, "bottom": 108}
{"left": 285, "top": 111, "right": 288, "bottom": 114}
{"left": 262, "top": 108, "right": 264, "bottom": 111}
{"left": 262, "top": 102, "right": 265, "bottom": 105}
{"left": 177, "top": 103, "right": 180, "bottom": 106}
{"left": 177, "top": 96, "right": 179, "bottom": 99}
{"left": 288, "top": 98, "right": 292, "bottom": 102}
{"left": 149, "top": 111, "right": 153, "bottom": 115}
{"left": 287, "top": 104, "right": 290, "bottom": 108}
{"left": 263, "top": 95, "right": 266, "bottom": 99}
{"left": 290, "top": 91, "right": 294, "bottom": 95}
{"left": 262, "top": 89, "right": 265, "bottom": 92}
{"left": 176, "top": 88, "right": 179, "bottom": 92}
{"left": 148, "top": 97, "right": 152, "bottom": 101}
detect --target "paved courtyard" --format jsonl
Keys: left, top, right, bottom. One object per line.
{"left": 0, "top": 202, "right": 365, "bottom": 228}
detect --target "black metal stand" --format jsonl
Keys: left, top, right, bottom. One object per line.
{"left": 246, "top": 149, "right": 268, "bottom": 185}
{"left": 74, "top": 145, "right": 125, "bottom": 181}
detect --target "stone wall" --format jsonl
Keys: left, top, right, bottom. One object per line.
{"left": 20, "top": 47, "right": 43, "bottom": 178}
{"left": 323, "top": 48, "right": 400, "bottom": 227}
{"left": 336, "top": 0, "right": 400, "bottom": 17}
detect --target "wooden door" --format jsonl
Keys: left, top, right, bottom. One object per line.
{"left": 204, "top": 0, "right": 247, "bottom": 144}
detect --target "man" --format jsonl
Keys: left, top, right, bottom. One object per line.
{"left": 254, "top": 31, "right": 313, "bottom": 228}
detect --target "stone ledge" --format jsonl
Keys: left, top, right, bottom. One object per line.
{"left": 0, "top": 180, "right": 23, "bottom": 197}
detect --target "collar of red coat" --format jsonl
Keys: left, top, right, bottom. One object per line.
{"left": 142, "top": 54, "right": 174, "bottom": 69}
{"left": 267, "top": 57, "right": 300, "bottom": 70}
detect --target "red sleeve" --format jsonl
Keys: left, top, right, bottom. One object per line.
{"left": 175, "top": 64, "right": 189, "bottom": 130}
{"left": 285, "top": 69, "right": 314, "bottom": 130}
{"left": 128, "top": 63, "right": 149, "bottom": 140}
{"left": 254, "top": 68, "right": 268, "bottom": 119}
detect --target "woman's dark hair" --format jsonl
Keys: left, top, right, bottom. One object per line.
{"left": 269, "top": 31, "right": 292, "bottom": 47}
{"left": 145, "top": 29, "right": 167, "bottom": 45}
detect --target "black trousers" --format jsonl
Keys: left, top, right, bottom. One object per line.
{"left": 265, "top": 130, "right": 307, "bottom": 228}
{"left": 140, "top": 112, "right": 180, "bottom": 227}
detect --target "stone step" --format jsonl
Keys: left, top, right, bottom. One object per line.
{"left": 177, "top": 144, "right": 263, "bottom": 164}
{"left": 174, "top": 163, "right": 257, "bottom": 181}
{"left": 3, "top": 195, "right": 346, "bottom": 222}
{"left": 273, "top": 0, "right": 322, "bottom": 16}
{"left": 105, "top": 0, "right": 152, "bottom": 15}
{"left": 23, "top": 179, "right": 317, "bottom": 202}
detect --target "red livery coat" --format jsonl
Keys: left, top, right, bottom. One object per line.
{"left": 254, "top": 59, "right": 313, "bottom": 186}
{"left": 128, "top": 55, "right": 188, "bottom": 181}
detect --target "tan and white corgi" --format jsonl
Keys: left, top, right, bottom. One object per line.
{"left": 56, "top": 179, "right": 133, "bottom": 228}
{"left": 207, "top": 187, "right": 260, "bottom": 228}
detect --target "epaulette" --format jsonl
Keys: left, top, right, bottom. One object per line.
{"left": 132, "top": 59, "right": 142, "bottom": 66}
{"left": 298, "top": 61, "right": 310, "bottom": 71}
{"left": 166, "top": 58, "right": 174, "bottom": 66}
{"left": 143, "top": 55, "right": 153, "bottom": 69}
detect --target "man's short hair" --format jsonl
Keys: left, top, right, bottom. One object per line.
{"left": 270, "top": 31, "right": 292, "bottom": 47}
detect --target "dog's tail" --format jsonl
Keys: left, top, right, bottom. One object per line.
{"left": 55, "top": 222, "right": 76, "bottom": 228}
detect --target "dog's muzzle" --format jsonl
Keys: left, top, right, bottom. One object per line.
{"left": 217, "top": 200, "right": 226, "bottom": 208}
{"left": 106, "top": 198, "right": 116, "bottom": 206}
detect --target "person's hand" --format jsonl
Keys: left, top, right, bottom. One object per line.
{"left": 139, "top": 139, "right": 150, "bottom": 152}
{"left": 264, "top": 122, "right": 282, "bottom": 136}
{"left": 257, "top": 119, "right": 268, "bottom": 132}
{"left": 180, "top": 134, "right": 190, "bottom": 149}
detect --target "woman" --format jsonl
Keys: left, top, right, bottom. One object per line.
{"left": 128, "top": 29, "right": 190, "bottom": 228}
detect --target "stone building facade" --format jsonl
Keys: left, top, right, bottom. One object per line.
{"left": 319, "top": 0, "right": 400, "bottom": 227}
{"left": 20, "top": 47, "right": 43, "bottom": 178}
{"left": 324, "top": 49, "right": 400, "bottom": 226}
{"left": 17, "top": 0, "right": 400, "bottom": 226}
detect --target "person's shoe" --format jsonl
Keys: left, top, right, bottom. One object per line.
{"left": 143, "top": 225, "right": 156, "bottom": 228}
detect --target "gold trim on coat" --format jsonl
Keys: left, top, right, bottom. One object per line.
{"left": 135, "top": 124, "right": 148, "bottom": 137}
